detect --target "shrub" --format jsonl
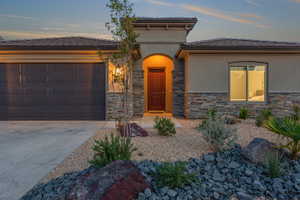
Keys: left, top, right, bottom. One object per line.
{"left": 239, "top": 107, "right": 249, "bottom": 120}
{"left": 154, "top": 117, "right": 176, "bottom": 136}
{"left": 264, "top": 152, "right": 283, "bottom": 178}
{"left": 256, "top": 109, "right": 273, "bottom": 127}
{"left": 89, "top": 133, "right": 137, "bottom": 168}
{"left": 291, "top": 105, "right": 300, "bottom": 121}
{"left": 207, "top": 108, "right": 217, "bottom": 120}
{"left": 197, "top": 108, "right": 217, "bottom": 129}
{"left": 154, "top": 162, "right": 197, "bottom": 188}
{"left": 198, "top": 117, "right": 237, "bottom": 152}
{"left": 264, "top": 117, "right": 300, "bottom": 160}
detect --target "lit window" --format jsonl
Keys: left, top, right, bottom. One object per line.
{"left": 230, "top": 63, "right": 266, "bottom": 102}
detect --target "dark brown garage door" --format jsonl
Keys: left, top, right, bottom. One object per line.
{"left": 0, "top": 63, "right": 106, "bottom": 120}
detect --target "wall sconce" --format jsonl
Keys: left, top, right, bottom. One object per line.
{"left": 112, "top": 65, "right": 124, "bottom": 83}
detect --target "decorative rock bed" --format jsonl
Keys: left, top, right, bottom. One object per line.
{"left": 21, "top": 161, "right": 149, "bottom": 200}
{"left": 21, "top": 144, "right": 300, "bottom": 200}
{"left": 136, "top": 145, "right": 300, "bottom": 200}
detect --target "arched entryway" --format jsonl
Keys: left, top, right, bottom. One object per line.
{"left": 143, "top": 54, "right": 174, "bottom": 114}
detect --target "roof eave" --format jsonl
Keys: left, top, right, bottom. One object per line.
{"left": 0, "top": 45, "right": 120, "bottom": 51}
{"left": 176, "top": 47, "right": 300, "bottom": 58}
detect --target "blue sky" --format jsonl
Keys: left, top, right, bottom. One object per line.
{"left": 0, "top": 0, "right": 300, "bottom": 42}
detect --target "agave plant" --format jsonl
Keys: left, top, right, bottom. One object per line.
{"left": 264, "top": 117, "right": 300, "bottom": 160}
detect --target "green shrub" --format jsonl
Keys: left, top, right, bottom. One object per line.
{"left": 197, "top": 108, "right": 217, "bottom": 129}
{"left": 198, "top": 117, "right": 237, "bottom": 152}
{"left": 154, "top": 162, "right": 197, "bottom": 188}
{"left": 256, "top": 109, "right": 273, "bottom": 127}
{"left": 239, "top": 107, "right": 249, "bottom": 120}
{"left": 89, "top": 133, "right": 137, "bottom": 168}
{"left": 207, "top": 108, "right": 217, "bottom": 120}
{"left": 154, "top": 117, "right": 176, "bottom": 136}
{"left": 264, "top": 117, "right": 300, "bottom": 160}
{"left": 264, "top": 152, "right": 283, "bottom": 178}
{"left": 291, "top": 105, "right": 300, "bottom": 121}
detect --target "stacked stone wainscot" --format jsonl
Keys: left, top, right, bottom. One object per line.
{"left": 185, "top": 92, "right": 300, "bottom": 119}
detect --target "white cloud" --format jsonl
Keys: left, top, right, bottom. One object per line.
{"left": 0, "top": 30, "right": 112, "bottom": 40}
{"left": 245, "top": 0, "right": 260, "bottom": 7}
{"left": 144, "top": 0, "right": 174, "bottom": 7}
{"left": 181, "top": 4, "right": 256, "bottom": 24}
{"left": 0, "top": 14, "right": 36, "bottom": 20}
{"left": 144, "top": 0, "right": 269, "bottom": 28}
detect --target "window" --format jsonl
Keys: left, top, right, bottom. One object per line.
{"left": 230, "top": 63, "right": 267, "bottom": 102}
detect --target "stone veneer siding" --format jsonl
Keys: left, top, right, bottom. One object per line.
{"left": 184, "top": 92, "right": 300, "bottom": 119}
{"left": 172, "top": 59, "right": 185, "bottom": 117}
{"left": 133, "top": 60, "right": 144, "bottom": 118}
{"left": 106, "top": 92, "right": 134, "bottom": 120}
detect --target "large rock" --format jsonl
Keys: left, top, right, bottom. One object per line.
{"left": 242, "top": 138, "right": 278, "bottom": 164}
{"left": 120, "top": 123, "right": 149, "bottom": 137}
{"left": 67, "top": 160, "right": 150, "bottom": 200}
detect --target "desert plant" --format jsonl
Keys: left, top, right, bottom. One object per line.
{"left": 264, "top": 151, "right": 283, "bottom": 178}
{"left": 154, "top": 117, "right": 176, "bottom": 136}
{"left": 264, "top": 117, "right": 300, "bottom": 159}
{"left": 239, "top": 107, "right": 249, "bottom": 120}
{"left": 291, "top": 105, "right": 300, "bottom": 121}
{"left": 198, "top": 117, "right": 238, "bottom": 151}
{"left": 197, "top": 108, "right": 218, "bottom": 129}
{"left": 89, "top": 133, "right": 137, "bottom": 167}
{"left": 207, "top": 108, "right": 217, "bottom": 120}
{"left": 154, "top": 162, "right": 197, "bottom": 188}
{"left": 256, "top": 109, "right": 273, "bottom": 127}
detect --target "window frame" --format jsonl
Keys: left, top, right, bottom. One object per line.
{"left": 228, "top": 61, "right": 268, "bottom": 104}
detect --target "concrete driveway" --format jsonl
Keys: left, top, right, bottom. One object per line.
{"left": 0, "top": 121, "right": 115, "bottom": 200}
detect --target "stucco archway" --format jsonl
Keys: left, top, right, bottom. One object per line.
{"left": 143, "top": 54, "right": 174, "bottom": 113}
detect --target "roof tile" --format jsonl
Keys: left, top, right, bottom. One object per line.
{"left": 0, "top": 36, "right": 119, "bottom": 50}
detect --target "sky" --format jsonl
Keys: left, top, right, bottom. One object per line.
{"left": 0, "top": 0, "right": 300, "bottom": 42}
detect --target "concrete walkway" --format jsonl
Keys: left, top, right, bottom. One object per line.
{"left": 0, "top": 121, "right": 114, "bottom": 200}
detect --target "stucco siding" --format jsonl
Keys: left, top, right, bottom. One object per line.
{"left": 187, "top": 54, "right": 300, "bottom": 93}
{"left": 139, "top": 43, "right": 180, "bottom": 59}
{"left": 136, "top": 30, "right": 187, "bottom": 43}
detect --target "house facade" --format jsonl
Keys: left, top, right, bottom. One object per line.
{"left": 0, "top": 17, "right": 300, "bottom": 120}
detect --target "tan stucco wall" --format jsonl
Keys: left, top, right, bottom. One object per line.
{"left": 139, "top": 43, "right": 181, "bottom": 59}
{"left": 186, "top": 54, "right": 300, "bottom": 92}
{"left": 136, "top": 29, "right": 187, "bottom": 43}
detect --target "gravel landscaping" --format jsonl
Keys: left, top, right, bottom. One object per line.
{"left": 136, "top": 145, "right": 300, "bottom": 200}
{"left": 42, "top": 119, "right": 280, "bottom": 182}
{"left": 22, "top": 145, "right": 300, "bottom": 200}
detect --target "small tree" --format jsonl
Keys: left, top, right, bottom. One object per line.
{"left": 105, "top": 0, "right": 139, "bottom": 136}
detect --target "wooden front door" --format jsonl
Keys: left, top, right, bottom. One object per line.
{"left": 148, "top": 68, "right": 166, "bottom": 111}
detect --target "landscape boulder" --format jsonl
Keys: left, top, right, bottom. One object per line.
{"left": 119, "top": 123, "right": 149, "bottom": 137}
{"left": 242, "top": 138, "right": 278, "bottom": 164}
{"left": 67, "top": 160, "right": 150, "bottom": 200}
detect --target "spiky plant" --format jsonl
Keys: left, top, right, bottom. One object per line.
{"left": 264, "top": 117, "right": 300, "bottom": 160}
{"left": 89, "top": 133, "right": 137, "bottom": 167}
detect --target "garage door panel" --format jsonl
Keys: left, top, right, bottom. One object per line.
{"left": 0, "top": 63, "right": 106, "bottom": 120}
{"left": 21, "top": 64, "right": 48, "bottom": 87}
{"left": 0, "top": 64, "right": 20, "bottom": 88}
{"left": 48, "top": 64, "right": 77, "bottom": 83}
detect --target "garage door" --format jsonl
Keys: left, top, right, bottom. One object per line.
{"left": 0, "top": 63, "right": 106, "bottom": 120}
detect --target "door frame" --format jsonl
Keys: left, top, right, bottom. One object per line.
{"left": 147, "top": 67, "right": 166, "bottom": 112}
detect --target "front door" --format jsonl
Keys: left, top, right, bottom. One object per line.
{"left": 148, "top": 68, "right": 166, "bottom": 111}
